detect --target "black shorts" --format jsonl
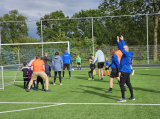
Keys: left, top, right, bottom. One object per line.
{"left": 23, "top": 78, "right": 28, "bottom": 81}
{"left": 63, "top": 64, "right": 70, "bottom": 70}
{"left": 98, "top": 62, "right": 104, "bottom": 69}
{"left": 37, "top": 76, "right": 43, "bottom": 84}
{"left": 46, "top": 72, "right": 51, "bottom": 77}
{"left": 77, "top": 63, "right": 81, "bottom": 65}
{"left": 105, "top": 67, "right": 109, "bottom": 70}
{"left": 110, "top": 68, "right": 119, "bottom": 78}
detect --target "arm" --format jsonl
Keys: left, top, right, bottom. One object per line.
{"left": 70, "top": 55, "right": 72, "bottom": 66}
{"left": 117, "top": 41, "right": 130, "bottom": 57}
{"left": 94, "top": 53, "right": 98, "bottom": 63}
{"left": 31, "top": 65, "right": 33, "bottom": 71}
{"left": 113, "top": 55, "right": 120, "bottom": 68}
{"left": 47, "top": 58, "right": 52, "bottom": 62}
{"left": 52, "top": 59, "right": 55, "bottom": 70}
{"left": 120, "top": 35, "right": 126, "bottom": 46}
{"left": 61, "top": 58, "right": 63, "bottom": 69}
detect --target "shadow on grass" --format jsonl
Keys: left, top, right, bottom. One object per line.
{"left": 14, "top": 84, "right": 25, "bottom": 89}
{"left": 139, "top": 74, "right": 160, "bottom": 76}
{"left": 133, "top": 87, "right": 160, "bottom": 93}
{"left": 72, "top": 87, "right": 119, "bottom": 100}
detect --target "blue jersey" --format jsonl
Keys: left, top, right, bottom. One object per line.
{"left": 105, "top": 60, "right": 110, "bottom": 66}
{"left": 109, "top": 54, "right": 119, "bottom": 69}
{"left": 117, "top": 40, "right": 133, "bottom": 73}
{"left": 62, "top": 52, "right": 72, "bottom": 65}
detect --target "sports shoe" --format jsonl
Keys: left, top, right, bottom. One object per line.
{"left": 60, "top": 83, "right": 62, "bottom": 85}
{"left": 27, "top": 89, "right": 30, "bottom": 92}
{"left": 45, "top": 89, "right": 51, "bottom": 92}
{"left": 116, "top": 97, "right": 126, "bottom": 102}
{"left": 92, "top": 78, "right": 94, "bottom": 81}
{"left": 103, "top": 74, "right": 105, "bottom": 76}
{"left": 101, "top": 77, "right": 103, "bottom": 80}
{"left": 42, "top": 89, "right": 45, "bottom": 91}
{"left": 34, "top": 89, "right": 38, "bottom": 91}
{"left": 53, "top": 83, "right": 56, "bottom": 85}
{"left": 51, "top": 82, "right": 53, "bottom": 84}
{"left": 105, "top": 90, "right": 112, "bottom": 93}
{"left": 97, "top": 78, "right": 100, "bottom": 80}
{"left": 88, "top": 78, "right": 91, "bottom": 80}
{"left": 69, "top": 77, "right": 71, "bottom": 79}
{"left": 129, "top": 97, "right": 135, "bottom": 100}
{"left": 132, "top": 70, "right": 135, "bottom": 75}
{"left": 62, "top": 77, "right": 64, "bottom": 79}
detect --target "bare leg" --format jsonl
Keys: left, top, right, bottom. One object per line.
{"left": 109, "top": 77, "right": 114, "bottom": 88}
{"left": 50, "top": 77, "right": 53, "bottom": 82}
{"left": 28, "top": 79, "right": 33, "bottom": 89}
{"left": 98, "top": 69, "right": 100, "bottom": 79}
{"left": 45, "top": 77, "right": 49, "bottom": 90}
{"left": 101, "top": 68, "right": 103, "bottom": 77}
{"left": 116, "top": 77, "right": 120, "bottom": 82}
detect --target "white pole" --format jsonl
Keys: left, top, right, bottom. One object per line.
{"left": 68, "top": 41, "right": 70, "bottom": 54}
{"left": 18, "top": 49, "right": 20, "bottom": 64}
{"left": 2, "top": 66, "right": 4, "bottom": 89}
{"left": 92, "top": 17, "right": 94, "bottom": 56}
{"left": 41, "top": 20, "right": 43, "bottom": 57}
{"left": 146, "top": 15, "right": 149, "bottom": 64}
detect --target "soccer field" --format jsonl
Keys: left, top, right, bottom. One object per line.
{"left": 0, "top": 67, "right": 160, "bottom": 119}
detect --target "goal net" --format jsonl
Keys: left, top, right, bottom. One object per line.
{"left": 0, "top": 41, "right": 70, "bottom": 89}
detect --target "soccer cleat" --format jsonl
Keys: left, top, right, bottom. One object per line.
{"left": 45, "top": 89, "right": 51, "bottom": 92}
{"left": 70, "top": 77, "right": 71, "bottom": 79}
{"left": 88, "top": 78, "right": 91, "bottom": 80}
{"left": 27, "top": 89, "right": 30, "bottom": 92}
{"left": 97, "top": 78, "right": 100, "bottom": 80}
{"left": 51, "top": 82, "right": 53, "bottom": 84}
{"left": 62, "top": 77, "right": 64, "bottom": 79}
{"left": 129, "top": 97, "right": 135, "bottom": 100}
{"left": 101, "top": 77, "right": 103, "bottom": 80}
{"left": 116, "top": 97, "right": 126, "bottom": 102}
{"left": 105, "top": 90, "right": 112, "bottom": 93}
{"left": 34, "top": 89, "right": 38, "bottom": 91}
{"left": 60, "top": 83, "right": 62, "bottom": 85}
{"left": 92, "top": 78, "right": 94, "bottom": 81}
{"left": 53, "top": 83, "right": 56, "bottom": 85}
{"left": 42, "top": 89, "right": 46, "bottom": 91}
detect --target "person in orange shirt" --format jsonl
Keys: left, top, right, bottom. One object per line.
{"left": 27, "top": 55, "right": 51, "bottom": 92}
{"left": 115, "top": 48, "right": 123, "bottom": 64}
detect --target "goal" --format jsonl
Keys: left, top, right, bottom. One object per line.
{"left": 0, "top": 41, "right": 71, "bottom": 89}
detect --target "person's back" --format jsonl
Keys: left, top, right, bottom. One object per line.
{"left": 115, "top": 50, "right": 123, "bottom": 64}
{"left": 45, "top": 64, "right": 51, "bottom": 74}
{"left": 52, "top": 55, "right": 63, "bottom": 71}
{"left": 32, "top": 59, "right": 44, "bottom": 72}
{"left": 95, "top": 50, "right": 105, "bottom": 63}
{"left": 62, "top": 52, "right": 72, "bottom": 64}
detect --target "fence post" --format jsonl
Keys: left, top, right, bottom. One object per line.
{"left": 2, "top": 66, "right": 4, "bottom": 89}
{"left": 18, "top": 49, "right": 20, "bottom": 64}
{"left": 146, "top": 14, "right": 149, "bottom": 64}
{"left": 92, "top": 17, "right": 94, "bottom": 56}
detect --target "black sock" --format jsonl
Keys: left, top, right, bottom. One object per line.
{"left": 42, "top": 83, "right": 44, "bottom": 90}
{"left": 24, "top": 82, "right": 26, "bottom": 88}
{"left": 69, "top": 71, "right": 71, "bottom": 77}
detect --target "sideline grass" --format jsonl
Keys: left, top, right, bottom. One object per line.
{"left": 0, "top": 67, "right": 160, "bottom": 119}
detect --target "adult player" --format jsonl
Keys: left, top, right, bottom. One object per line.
{"left": 62, "top": 49, "right": 72, "bottom": 79}
{"left": 27, "top": 55, "right": 51, "bottom": 92}
{"left": 116, "top": 35, "right": 135, "bottom": 102}
{"left": 94, "top": 46, "right": 105, "bottom": 80}
{"left": 42, "top": 53, "right": 52, "bottom": 63}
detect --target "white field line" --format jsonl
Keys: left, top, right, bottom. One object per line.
{"left": 0, "top": 103, "right": 65, "bottom": 114}
{"left": 0, "top": 102, "right": 160, "bottom": 106}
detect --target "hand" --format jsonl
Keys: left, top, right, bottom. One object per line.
{"left": 117, "top": 36, "right": 119, "bottom": 42}
{"left": 120, "top": 35, "right": 124, "bottom": 40}
{"left": 71, "top": 65, "right": 72, "bottom": 67}
{"left": 106, "top": 66, "right": 109, "bottom": 68}
{"left": 92, "top": 62, "right": 94, "bottom": 64}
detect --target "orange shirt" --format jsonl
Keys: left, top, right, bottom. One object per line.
{"left": 31, "top": 59, "right": 45, "bottom": 72}
{"left": 115, "top": 50, "right": 123, "bottom": 64}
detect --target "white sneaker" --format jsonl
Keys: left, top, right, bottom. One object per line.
{"left": 53, "top": 83, "right": 56, "bottom": 85}
{"left": 60, "top": 83, "right": 62, "bottom": 85}
{"left": 132, "top": 70, "right": 134, "bottom": 75}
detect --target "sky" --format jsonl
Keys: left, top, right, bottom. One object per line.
{"left": 0, "top": 0, "right": 104, "bottom": 38}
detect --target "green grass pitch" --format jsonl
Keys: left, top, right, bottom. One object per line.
{"left": 0, "top": 67, "right": 160, "bottom": 119}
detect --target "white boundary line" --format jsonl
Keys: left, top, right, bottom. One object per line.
{"left": 0, "top": 102, "right": 160, "bottom": 106}
{"left": 0, "top": 103, "right": 65, "bottom": 114}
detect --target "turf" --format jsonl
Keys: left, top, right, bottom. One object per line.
{"left": 0, "top": 67, "right": 160, "bottom": 119}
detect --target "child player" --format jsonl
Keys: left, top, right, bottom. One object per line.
{"left": 45, "top": 61, "right": 53, "bottom": 84}
{"left": 21, "top": 62, "right": 30, "bottom": 89}
{"left": 104, "top": 57, "right": 110, "bottom": 76}
{"left": 76, "top": 54, "right": 81, "bottom": 70}
{"left": 88, "top": 57, "right": 95, "bottom": 80}
{"left": 27, "top": 67, "right": 36, "bottom": 90}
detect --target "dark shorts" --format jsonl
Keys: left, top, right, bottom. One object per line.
{"left": 46, "top": 72, "right": 51, "bottom": 77}
{"left": 63, "top": 64, "right": 70, "bottom": 70}
{"left": 37, "top": 76, "right": 43, "bottom": 84}
{"left": 110, "top": 68, "right": 119, "bottom": 78}
{"left": 23, "top": 78, "right": 28, "bottom": 81}
{"left": 98, "top": 62, "right": 104, "bottom": 69}
{"left": 77, "top": 63, "right": 81, "bottom": 65}
{"left": 105, "top": 67, "right": 109, "bottom": 70}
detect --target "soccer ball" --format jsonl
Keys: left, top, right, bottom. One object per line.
{"left": 71, "top": 68, "right": 74, "bottom": 71}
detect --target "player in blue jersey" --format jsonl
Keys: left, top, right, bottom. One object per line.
{"left": 103, "top": 57, "right": 110, "bottom": 76}
{"left": 62, "top": 49, "right": 72, "bottom": 79}
{"left": 116, "top": 35, "right": 135, "bottom": 102}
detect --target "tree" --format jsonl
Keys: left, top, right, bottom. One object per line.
{"left": 0, "top": 10, "right": 28, "bottom": 43}
{"left": 36, "top": 10, "right": 69, "bottom": 42}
